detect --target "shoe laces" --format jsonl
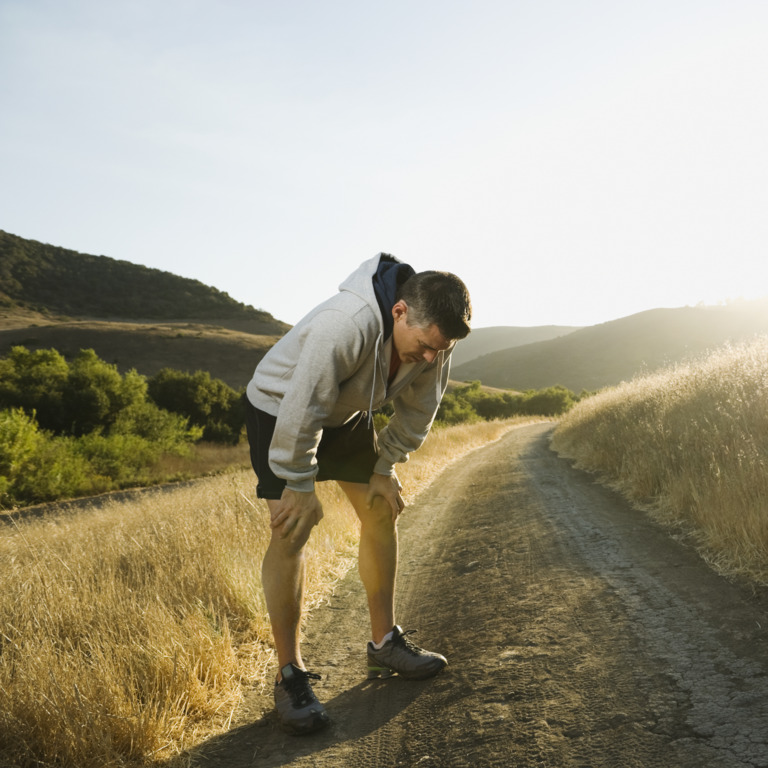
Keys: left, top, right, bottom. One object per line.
{"left": 393, "top": 629, "right": 425, "bottom": 656}
{"left": 282, "top": 669, "right": 321, "bottom": 708}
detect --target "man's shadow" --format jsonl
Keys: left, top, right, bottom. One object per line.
{"left": 171, "top": 673, "right": 433, "bottom": 767}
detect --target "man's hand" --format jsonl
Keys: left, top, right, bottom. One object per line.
{"left": 366, "top": 472, "right": 405, "bottom": 520}
{"left": 270, "top": 488, "right": 324, "bottom": 543}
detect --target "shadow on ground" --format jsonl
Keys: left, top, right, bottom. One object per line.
{"left": 173, "top": 674, "right": 430, "bottom": 767}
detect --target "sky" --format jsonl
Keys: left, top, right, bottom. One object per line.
{"left": 2, "top": 0, "right": 767, "bottom": 329}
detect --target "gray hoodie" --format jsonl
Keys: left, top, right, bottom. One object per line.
{"left": 246, "top": 254, "right": 451, "bottom": 492}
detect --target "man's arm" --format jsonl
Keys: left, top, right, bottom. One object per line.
{"left": 375, "top": 350, "right": 452, "bottom": 476}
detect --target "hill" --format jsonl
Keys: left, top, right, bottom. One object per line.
{"left": 0, "top": 230, "right": 288, "bottom": 335}
{"left": 451, "top": 325, "right": 580, "bottom": 367}
{"left": 451, "top": 302, "right": 768, "bottom": 392}
{"left": 0, "top": 231, "right": 290, "bottom": 388}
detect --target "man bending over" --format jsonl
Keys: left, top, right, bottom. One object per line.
{"left": 243, "top": 252, "right": 472, "bottom": 734}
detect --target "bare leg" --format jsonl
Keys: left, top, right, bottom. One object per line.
{"left": 261, "top": 498, "right": 313, "bottom": 675}
{"left": 338, "top": 481, "right": 398, "bottom": 644}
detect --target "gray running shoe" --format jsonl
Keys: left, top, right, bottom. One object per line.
{"left": 274, "top": 663, "right": 330, "bottom": 734}
{"left": 367, "top": 625, "right": 448, "bottom": 680}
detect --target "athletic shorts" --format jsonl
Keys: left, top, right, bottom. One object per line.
{"left": 242, "top": 394, "right": 379, "bottom": 499}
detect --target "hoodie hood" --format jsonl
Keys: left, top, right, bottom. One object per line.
{"left": 371, "top": 254, "right": 416, "bottom": 340}
{"left": 337, "top": 253, "right": 417, "bottom": 425}
{"left": 337, "top": 253, "right": 415, "bottom": 338}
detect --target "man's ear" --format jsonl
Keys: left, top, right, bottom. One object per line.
{"left": 392, "top": 300, "right": 408, "bottom": 321}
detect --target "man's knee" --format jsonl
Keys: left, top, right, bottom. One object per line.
{"left": 266, "top": 526, "right": 312, "bottom": 558}
{"left": 360, "top": 495, "right": 397, "bottom": 531}
{"left": 338, "top": 480, "right": 397, "bottom": 531}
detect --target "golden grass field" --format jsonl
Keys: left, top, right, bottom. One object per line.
{"left": 552, "top": 336, "right": 768, "bottom": 586}
{"left": 0, "top": 418, "right": 538, "bottom": 768}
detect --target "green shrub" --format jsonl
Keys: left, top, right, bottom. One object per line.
{"left": 61, "top": 351, "right": 147, "bottom": 436}
{"left": 24, "top": 436, "right": 102, "bottom": 503}
{"left": 0, "top": 347, "right": 151, "bottom": 437}
{"left": 0, "top": 409, "right": 100, "bottom": 506}
{"left": 518, "top": 385, "right": 576, "bottom": 416}
{"left": 436, "top": 393, "right": 482, "bottom": 426}
{"left": 74, "top": 432, "right": 161, "bottom": 486}
{"left": 0, "top": 347, "right": 69, "bottom": 431}
{"left": 0, "top": 350, "right": 204, "bottom": 506}
{"left": 148, "top": 369, "right": 244, "bottom": 444}
{"left": 112, "top": 401, "right": 202, "bottom": 451}
{"left": 434, "top": 381, "right": 576, "bottom": 426}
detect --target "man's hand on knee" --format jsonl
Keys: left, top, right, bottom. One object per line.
{"left": 271, "top": 488, "right": 324, "bottom": 543}
{"left": 366, "top": 472, "right": 405, "bottom": 521}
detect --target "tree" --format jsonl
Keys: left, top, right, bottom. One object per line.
{"left": 0, "top": 347, "right": 69, "bottom": 431}
{"left": 60, "top": 350, "right": 146, "bottom": 435}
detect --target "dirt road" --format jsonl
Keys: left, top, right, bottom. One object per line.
{"left": 190, "top": 423, "right": 768, "bottom": 767}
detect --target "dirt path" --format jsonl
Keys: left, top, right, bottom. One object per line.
{"left": 190, "top": 423, "right": 768, "bottom": 767}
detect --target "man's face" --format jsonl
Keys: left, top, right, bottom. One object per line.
{"left": 391, "top": 301, "right": 454, "bottom": 364}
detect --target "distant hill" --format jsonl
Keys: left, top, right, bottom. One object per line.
{"left": 451, "top": 325, "right": 581, "bottom": 367}
{"left": 0, "top": 230, "right": 290, "bottom": 388}
{"left": 0, "top": 230, "right": 289, "bottom": 335}
{"left": 452, "top": 303, "right": 768, "bottom": 392}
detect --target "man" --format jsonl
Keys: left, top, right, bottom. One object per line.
{"left": 244, "top": 252, "right": 471, "bottom": 734}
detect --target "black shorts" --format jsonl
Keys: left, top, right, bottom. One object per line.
{"left": 242, "top": 394, "right": 379, "bottom": 499}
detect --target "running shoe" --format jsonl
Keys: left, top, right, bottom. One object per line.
{"left": 367, "top": 625, "right": 448, "bottom": 680}
{"left": 274, "top": 663, "right": 330, "bottom": 734}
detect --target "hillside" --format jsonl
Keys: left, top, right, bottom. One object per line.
{"left": 452, "top": 302, "right": 768, "bottom": 392}
{"left": 0, "top": 231, "right": 291, "bottom": 388}
{"left": 0, "top": 230, "right": 289, "bottom": 335}
{"left": 0, "top": 321, "right": 277, "bottom": 390}
{"left": 450, "top": 325, "right": 580, "bottom": 367}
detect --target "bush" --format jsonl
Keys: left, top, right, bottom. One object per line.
{"left": 0, "top": 347, "right": 153, "bottom": 437}
{"left": 436, "top": 393, "right": 482, "bottom": 426}
{"left": 0, "top": 349, "right": 205, "bottom": 506}
{"left": 112, "top": 401, "right": 203, "bottom": 451}
{"left": 61, "top": 351, "right": 148, "bottom": 436}
{"left": 74, "top": 432, "right": 162, "bottom": 486}
{"left": 0, "top": 347, "right": 69, "bottom": 431}
{"left": 148, "top": 369, "right": 244, "bottom": 444}
{"left": 434, "top": 381, "right": 576, "bottom": 426}
{"left": 0, "top": 409, "right": 101, "bottom": 506}
{"left": 517, "top": 385, "right": 576, "bottom": 416}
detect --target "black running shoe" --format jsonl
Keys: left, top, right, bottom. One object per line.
{"left": 367, "top": 625, "right": 448, "bottom": 680}
{"left": 274, "top": 663, "right": 330, "bottom": 734}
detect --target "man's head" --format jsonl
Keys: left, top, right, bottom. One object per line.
{"left": 391, "top": 271, "right": 472, "bottom": 364}
{"left": 396, "top": 270, "right": 472, "bottom": 341}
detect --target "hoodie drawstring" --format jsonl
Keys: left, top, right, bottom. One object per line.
{"left": 436, "top": 351, "right": 444, "bottom": 402}
{"left": 368, "top": 332, "right": 383, "bottom": 428}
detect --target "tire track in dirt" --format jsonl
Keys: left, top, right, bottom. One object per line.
{"left": 189, "top": 423, "right": 768, "bottom": 767}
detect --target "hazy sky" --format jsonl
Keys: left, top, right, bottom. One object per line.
{"left": 2, "top": 0, "right": 767, "bottom": 329}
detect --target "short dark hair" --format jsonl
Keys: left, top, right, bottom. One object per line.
{"left": 397, "top": 271, "right": 472, "bottom": 340}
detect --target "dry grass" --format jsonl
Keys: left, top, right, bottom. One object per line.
{"left": 0, "top": 417, "right": 533, "bottom": 767}
{"left": 150, "top": 441, "right": 251, "bottom": 481}
{"left": 552, "top": 337, "right": 768, "bottom": 585}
